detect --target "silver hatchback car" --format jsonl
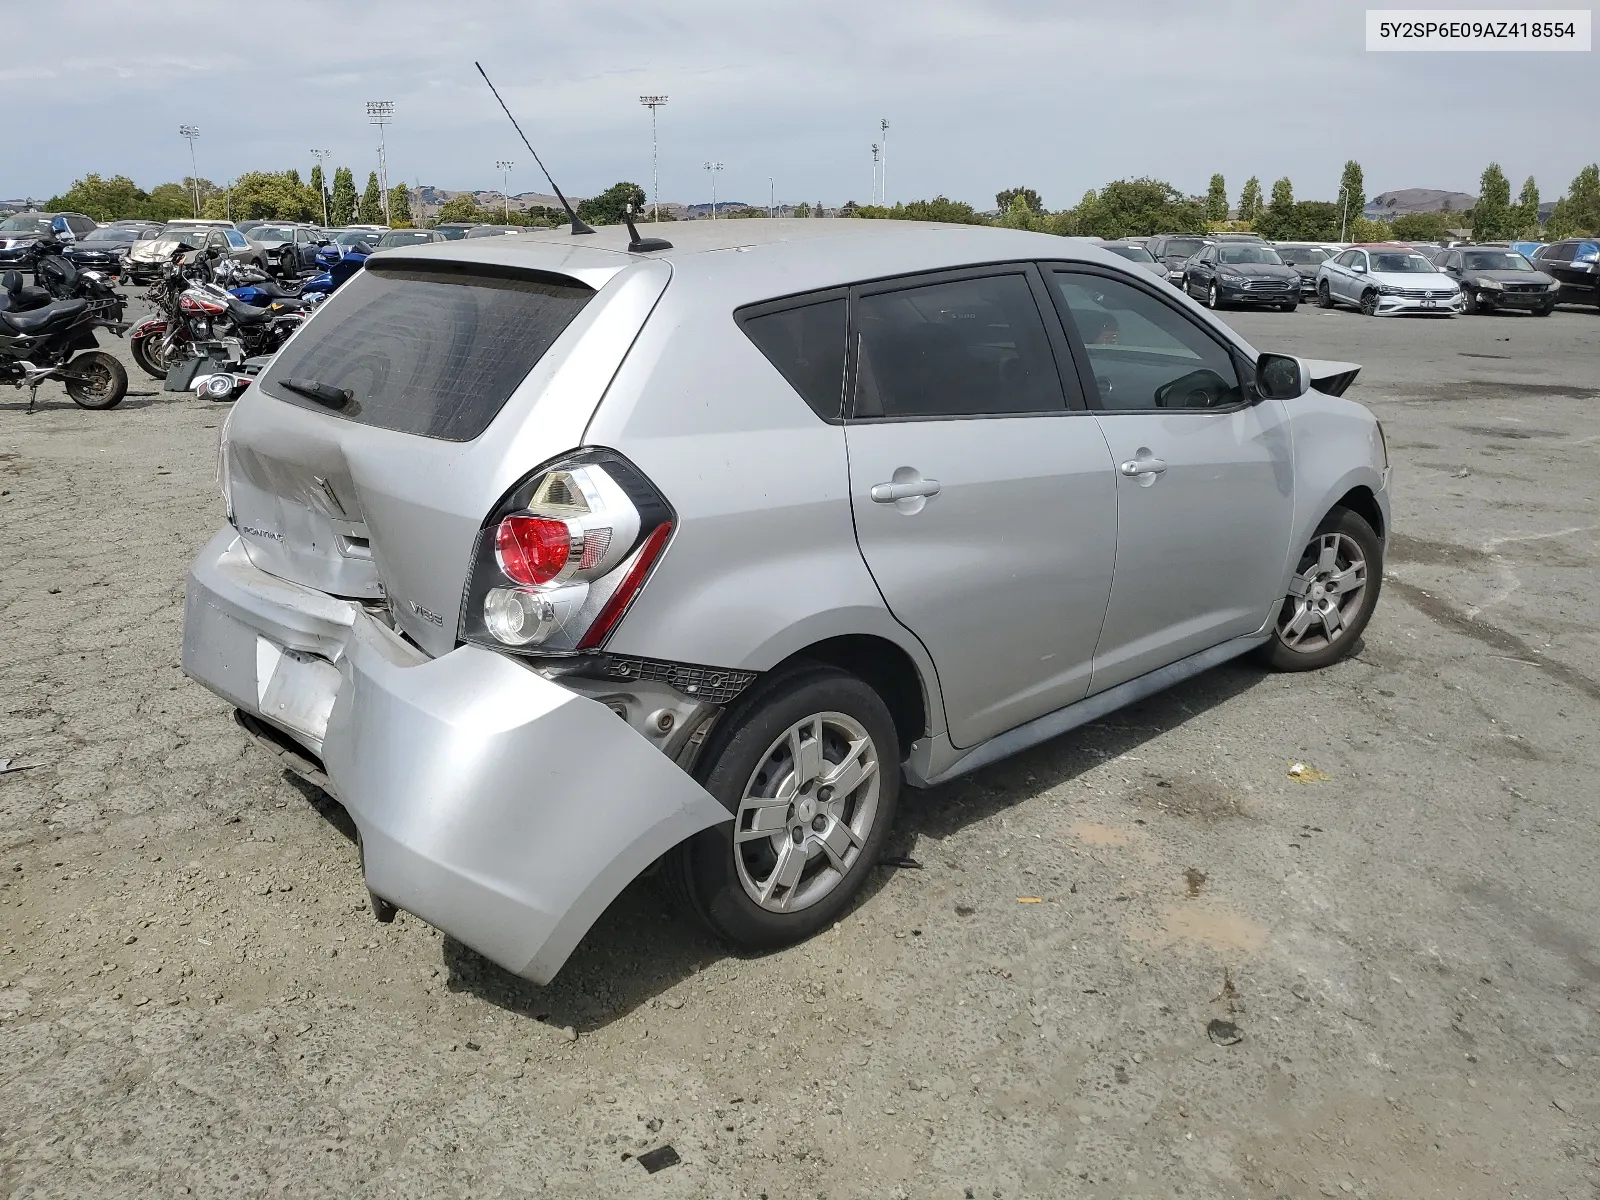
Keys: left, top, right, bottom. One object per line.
{"left": 183, "top": 220, "right": 1389, "bottom": 983}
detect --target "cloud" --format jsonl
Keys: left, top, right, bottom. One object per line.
{"left": 12, "top": 0, "right": 1598, "bottom": 210}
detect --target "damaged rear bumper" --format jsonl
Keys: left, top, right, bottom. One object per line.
{"left": 181, "top": 529, "right": 730, "bottom": 983}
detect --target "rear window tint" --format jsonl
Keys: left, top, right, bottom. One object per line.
{"left": 260, "top": 262, "right": 593, "bottom": 441}
{"left": 738, "top": 298, "right": 846, "bottom": 420}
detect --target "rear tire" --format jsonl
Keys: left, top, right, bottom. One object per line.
{"left": 667, "top": 666, "right": 900, "bottom": 953}
{"left": 62, "top": 351, "right": 128, "bottom": 410}
{"left": 1316, "top": 279, "right": 1334, "bottom": 308}
{"left": 1261, "top": 507, "right": 1383, "bottom": 673}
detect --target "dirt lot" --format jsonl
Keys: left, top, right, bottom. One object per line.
{"left": 2, "top": 296, "right": 1598, "bottom": 1199}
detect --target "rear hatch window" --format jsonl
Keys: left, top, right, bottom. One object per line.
{"left": 259, "top": 260, "right": 594, "bottom": 441}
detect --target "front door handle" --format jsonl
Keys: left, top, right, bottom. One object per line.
{"left": 1119, "top": 456, "right": 1167, "bottom": 477}
{"left": 871, "top": 477, "right": 942, "bottom": 503}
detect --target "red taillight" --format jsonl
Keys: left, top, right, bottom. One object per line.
{"left": 577, "top": 522, "right": 673, "bottom": 650}
{"left": 495, "top": 515, "right": 571, "bottom": 586}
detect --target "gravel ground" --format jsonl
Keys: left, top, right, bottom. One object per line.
{"left": 1, "top": 296, "right": 1598, "bottom": 1199}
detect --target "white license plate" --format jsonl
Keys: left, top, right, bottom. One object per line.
{"left": 1421, "top": 298, "right": 1436, "bottom": 308}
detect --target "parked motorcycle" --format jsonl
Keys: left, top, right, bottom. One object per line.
{"left": 0, "top": 236, "right": 125, "bottom": 322}
{"left": 1, "top": 295, "right": 129, "bottom": 411}
{"left": 131, "top": 251, "right": 304, "bottom": 381}
{"left": 211, "top": 258, "right": 328, "bottom": 310}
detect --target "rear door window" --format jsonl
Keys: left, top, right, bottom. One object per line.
{"left": 260, "top": 261, "right": 594, "bottom": 441}
{"left": 852, "top": 271, "right": 1065, "bottom": 419}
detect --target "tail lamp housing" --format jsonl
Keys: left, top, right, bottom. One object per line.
{"left": 459, "top": 449, "right": 673, "bottom": 655}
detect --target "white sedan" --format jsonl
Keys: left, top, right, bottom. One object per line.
{"left": 1315, "top": 244, "right": 1464, "bottom": 316}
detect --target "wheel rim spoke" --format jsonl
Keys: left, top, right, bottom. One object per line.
{"left": 1316, "top": 538, "right": 1339, "bottom": 573}
{"left": 1321, "top": 601, "right": 1344, "bottom": 636}
{"left": 1327, "top": 563, "right": 1364, "bottom": 596}
{"left": 819, "top": 736, "right": 876, "bottom": 798}
{"left": 789, "top": 717, "right": 824, "bottom": 787}
{"left": 1282, "top": 600, "right": 1315, "bottom": 644}
{"left": 760, "top": 840, "right": 810, "bottom": 909}
{"left": 735, "top": 798, "right": 790, "bottom": 843}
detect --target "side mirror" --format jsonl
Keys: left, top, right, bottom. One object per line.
{"left": 1256, "top": 353, "right": 1307, "bottom": 401}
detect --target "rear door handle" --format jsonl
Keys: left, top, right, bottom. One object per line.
{"left": 871, "top": 478, "right": 942, "bottom": 503}
{"left": 1119, "top": 457, "right": 1167, "bottom": 477}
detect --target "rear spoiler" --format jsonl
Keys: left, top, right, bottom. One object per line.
{"left": 1301, "top": 358, "right": 1361, "bottom": 398}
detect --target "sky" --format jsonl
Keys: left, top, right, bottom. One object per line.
{"left": 5, "top": 0, "right": 1596, "bottom": 211}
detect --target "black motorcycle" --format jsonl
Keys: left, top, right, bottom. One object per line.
{"left": 0, "top": 290, "right": 129, "bottom": 411}
{"left": 0, "top": 236, "right": 125, "bottom": 323}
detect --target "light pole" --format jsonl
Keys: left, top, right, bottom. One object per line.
{"left": 366, "top": 100, "right": 394, "bottom": 225}
{"left": 879, "top": 118, "right": 890, "bottom": 205}
{"left": 178, "top": 125, "right": 201, "bottom": 216}
{"left": 496, "top": 160, "right": 515, "bottom": 220}
{"left": 871, "top": 144, "right": 880, "bottom": 206}
{"left": 310, "top": 149, "right": 331, "bottom": 226}
{"left": 639, "top": 95, "right": 668, "bottom": 222}
{"left": 703, "top": 161, "right": 723, "bottom": 220}
{"left": 769, "top": 176, "right": 774, "bottom": 217}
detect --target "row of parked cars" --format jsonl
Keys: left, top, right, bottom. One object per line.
{"left": 1094, "top": 230, "right": 1599, "bottom": 317}
{"left": 0, "top": 209, "right": 545, "bottom": 290}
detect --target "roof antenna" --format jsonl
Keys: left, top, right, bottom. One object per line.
{"left": 475, "top": 61, "right": 593, "bottom": 235}
{"left": 622, "top": 203, "right": 673, "bottom": 253}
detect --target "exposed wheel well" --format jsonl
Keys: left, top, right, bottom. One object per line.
{"left": 777, "top": 635, "right": 929, "bottom": 752}
{"left": 1333, "top": 486, "right": 1384, "bottom": 540}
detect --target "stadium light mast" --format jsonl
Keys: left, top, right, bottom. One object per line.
{"left": 871, "top": 144, "right": 880, "bottom": 205}
{"left": 178, "top": 125, "right": 201, "bottom": 216}
{"left": 366, "top": 100, "right": 394, "bottom": 225}
{"left": 496, "top": 160, "right": 515, "bottom": 220}
{"left": 639, "top": 95, "right": 668, "bottom": 222}
{"left": 310, "top": 149, "right": 331, "bottom": 226}
{"left": 879, "top": 118, "right": 890, "bottom": 205}
{"left": 703, "top": 161, "right": 723, "bottom": 220}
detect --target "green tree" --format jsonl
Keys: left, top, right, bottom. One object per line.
{"left": 330, "top": 167, "right": 358, "bottom": 226}
{"left": 575, "top": 181, "right": 647, "bottom": 226}
{"left": 995, "top": 186, "right": 1043, "bottom": 214}
{"left": 1237, "top": 176, "right": 1263, "bottom": 222}
{"left": 1390, "top": 212, "right": 1456, "bottom": 242}
{"left": 1269, "top": 177, "right": 1294, "bottom": 211}
{"left": 308, "top": 164, "right": 327, "bottom": 223}
{"left": 1512, "top": 176, "right": 1540, "bottom": 237}
{"left": 792, "top": 202, "right": 811, "bottom": 218}
{"left": 436, "top": 194, "right": 482, "bottom": 223}
{"left": 997, "top": 193, "right": 1047, "bottom": 231}
{"left": 221, "top": 171, "right": 315, "bottom": 221}
{"left": 46, "top": 174, "right": 152, "bottom": 222}
{"left": 359, "top": 172, "right": 384, "bottom": 225}
{"left": 1205, "top": 174, "right": 1228, "bottom": 223}
{"left": 387, "top": 185, "right": 413, "bottom": 227}
{"left": 852, "top": 196, "right": 988, "bottom": 225}
{"left": 147, "top": 182, "right": 199, "bottom": 220}
{"left": 1547, "top": 164, "right": 1600, "bottom": 237}
{"left": 1336, "top": 160, "right": 1365, "bottom": 237}
{"left": 1073, "top": 178, "right": 1206, "bottom": 239}
{"left": 1255, "top": 200, "right": 1341, "bottom": 242}
{"left": 1472, "top": 163, "right": 1513, "bottom": 240}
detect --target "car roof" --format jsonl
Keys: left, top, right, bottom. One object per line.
{"left": 371, "top": 219, "right": 1160, "bottom": 301}
{"left": 1351, "top": 242, "right": 1417, "bottom": 249}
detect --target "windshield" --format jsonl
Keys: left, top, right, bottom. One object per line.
{"left": 375, "top": 231, "right": 436, "bottom": 248}
{"left": 1218, "top": 246, "right": 1283, "bottom": 265}
{"left": 1369, "top": 252, "right": 1435, "bottom": 273}
{"left": 158, "top": 233, "right": 205, "bottom": 249}
{"left": 1275, "top": 247, "right": 1327, "bottom": 265}
{"left": 1463, "top": 251, "right": 1534, "bottom": 272}
{"left": 0, "top": 217, "right": 53, "bottom": 234}
{"left": 1105, "top": 245, "right": 1156, "bottom": 263}
{"left": 437, "top": 227, "right": 470, "bottom": 240}
{"left": 262, "top": 263, "right": 595, "bottom": 441}
{"left": 334, "top": 231, "right": 374, "bottom": 246}
{"left": 82, "top": 228, "right": 137, "bottom": 244}
{"left": 251, "top": 226, "right": 295, "bottom": 244}
{"left": 1161, "top": 238, "right": 1206, "bottom": 259}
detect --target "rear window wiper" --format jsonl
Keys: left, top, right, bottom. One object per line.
{"left": 280, "top": 377, "right": 352, "bottom": 408}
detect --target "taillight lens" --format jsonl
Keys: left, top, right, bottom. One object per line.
{"left": 458, "top": 451, "right": 673, "bottom": 655}
{"left": 496, "top": 515, "right": 572, "bottom": 585}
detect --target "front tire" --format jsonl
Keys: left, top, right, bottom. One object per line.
{"left": 1316, "top": 279, "right": 1334, "bottom": 308}
{"left": 1359, "top": 289, "right": 1379, "bottom": 317}
{"left": 1462, "top": 289, "right": 1479, "bottom": 315}
{"left": 62, "top": 351, "right": 128, "bottom": 410}
{"left": 1207, "top": 282, "right": 1221, "bottom": 309}
{"left": 130, "top": 334, "right": 169, "bottom": 379}
{"left": 669, "top": 667, "right": 900, "bottom": 952}
{"left": 1534, "top": 303, "right": 1554, "bottom": 316}
{"left": 1261, "top": 507, "right": 1383, "bottom": 672}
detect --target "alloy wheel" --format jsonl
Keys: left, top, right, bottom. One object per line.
{"left": 732, "top": 711, "right": 881, "bottom": 913}
{"left": 1208, "top": 282, "right": 1220, "bottom": 309}
{"left": 1360, "top": 290, "right": 1379, "bottom": 316}
{"left": 1277, "top": 531, "right": 1367, "bottom": 653}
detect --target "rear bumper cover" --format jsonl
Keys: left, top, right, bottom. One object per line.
{"left": 182, "top": 529, "right": 729, "bottom": 983}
